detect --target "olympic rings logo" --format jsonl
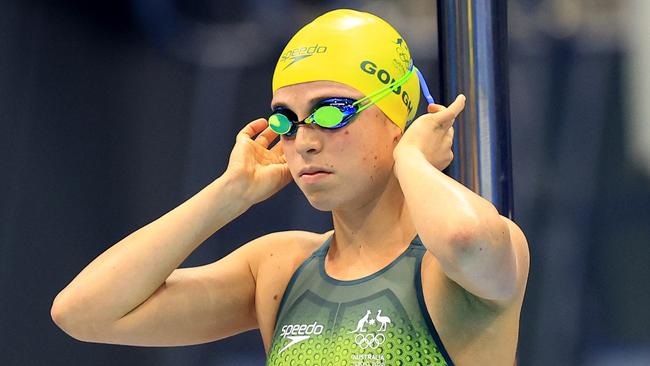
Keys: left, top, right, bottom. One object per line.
{"left": 354, "top": 333, "right": 386, "bottom": 349}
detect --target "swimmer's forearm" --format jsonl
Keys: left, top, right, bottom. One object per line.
{"left": 51, "top": 173, "right": 251, "bottom": 333}
{"left": 394, "top": 147, "right": 504, "bottom": 239}
{"left": 393, "top": 148, "right": 517, "bottom": 301}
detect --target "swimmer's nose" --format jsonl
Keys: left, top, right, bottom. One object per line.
{"left": 293, "top": 124, "right": 323, "bottom": 156}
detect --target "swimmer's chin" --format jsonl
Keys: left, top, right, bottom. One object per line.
{"left": 301, "top": 192, "right": 340, "bottom": 212}
{"left": 305, "top": 198, "right": 336, "bottom": 212}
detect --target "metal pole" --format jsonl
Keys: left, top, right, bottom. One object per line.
{"left": 437, "top": 0, "right": 513, "bottom": 218}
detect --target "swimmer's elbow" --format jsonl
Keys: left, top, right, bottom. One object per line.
{"left": 51, "top": 291, "right": 104, "bottom": 342}
{"left": 423, "top": 217, "right": 521, "bottom": 302}
{"left": 450, "top": 219, "right": 524, "bottom": 303}
{"left": 51, "top": 292, "right": 81, "bottom": 339}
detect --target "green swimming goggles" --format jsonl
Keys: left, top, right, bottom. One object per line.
{"left": 269, "top": 65, "right": 434, "bottom": 137}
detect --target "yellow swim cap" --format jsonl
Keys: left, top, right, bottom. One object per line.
{"left": 272, "top": 9, "right": 420, "bottom": 130}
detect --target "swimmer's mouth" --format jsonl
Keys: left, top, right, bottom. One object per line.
{"left": 298, "top": 167, "right": 332, "bottom": 176}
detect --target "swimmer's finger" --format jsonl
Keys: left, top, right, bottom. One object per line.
{"left": 427, "top": 104, "right": 446, "bottom": 114}
{"left": 446, "top": 95, "right": 466, "bottom": 118}
{"left": 237, "top": 118, "right": 269, "bottom": 141}
{"left": 433, "top": 95, "right": 465, "bottom": 130}
{"left": 254, "top": 126, "right": 279, "bottom": 148}
{"left": 270, "top": 139, "right": 284, "bottom": 154}
{"left": 428, "top": 95, "right": 466, "bottom": 116}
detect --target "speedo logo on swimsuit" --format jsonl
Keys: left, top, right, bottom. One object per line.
{"left": 281, "top": 44, "right": 328, "bottom": 69}
{"left": 278, "top": 321, "right": 325, "bottom": 353}
{"left": 360, "top": 60, "right": 414, "bottom": 115}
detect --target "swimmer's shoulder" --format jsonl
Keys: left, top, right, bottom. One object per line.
{"left": 241, "top": 230, "right": 334, "bottom": 280}
{"left": 239, "top": 230, "right": 331, "bottom": 346}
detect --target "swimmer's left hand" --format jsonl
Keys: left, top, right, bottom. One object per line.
{"left": 393, "top": 94, "right": 466, "bottom": 170}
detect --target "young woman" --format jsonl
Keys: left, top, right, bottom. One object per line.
{"left": 52, "top": 9, "right": 529, "bottom": 366}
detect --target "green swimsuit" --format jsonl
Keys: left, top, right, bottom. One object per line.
{"left": 266, "top": 235, "right": 454, "bottom": 366}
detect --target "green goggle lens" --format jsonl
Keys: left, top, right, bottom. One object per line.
{"left": 311, "top": 105, "right": 344, "bottom": 127}
{"left": 268, "top": 113, "right": 292, "bottom": 134}
{"left": 269, "top": 104, "right": 347, "bottom": 135}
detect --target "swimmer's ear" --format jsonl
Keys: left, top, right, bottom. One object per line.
{"left": 388, "top": 121, "right": 403, "bottom": 144}
{"left": 378, "top": 110, "right": 402, "bottom": 143}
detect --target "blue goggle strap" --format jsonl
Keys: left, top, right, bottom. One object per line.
{"left": 414, "top": 66, "right": 435, "bottom": 105}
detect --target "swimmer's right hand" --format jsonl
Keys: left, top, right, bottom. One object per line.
{"left": 225, "top": 118, "right": 292, "bottom": 205}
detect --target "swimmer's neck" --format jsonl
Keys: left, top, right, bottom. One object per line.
{"left": 329, "top": 175, "right": 417, "bottom": 258}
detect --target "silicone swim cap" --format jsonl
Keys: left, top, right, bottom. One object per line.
{"left": 272, "top": 9, "right": 420, "bottom": 130}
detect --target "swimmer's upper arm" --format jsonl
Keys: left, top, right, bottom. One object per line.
{"left": 65, "top": 235, "right": 274, "bottom": 347}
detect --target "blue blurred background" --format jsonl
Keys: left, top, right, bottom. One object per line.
{"left": 1, "top": 0, "right": 649, "bottom": 365}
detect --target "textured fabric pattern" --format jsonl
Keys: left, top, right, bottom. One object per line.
{"left": 266, "top": 236, "right": 453, "bottom": 366}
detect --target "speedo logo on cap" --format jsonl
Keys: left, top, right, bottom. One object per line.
{"left": 360, "top": 60, "right": 414, "bottom": 115}
{"left": 280, "top": 44, "right": 327, "bottom": 69}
